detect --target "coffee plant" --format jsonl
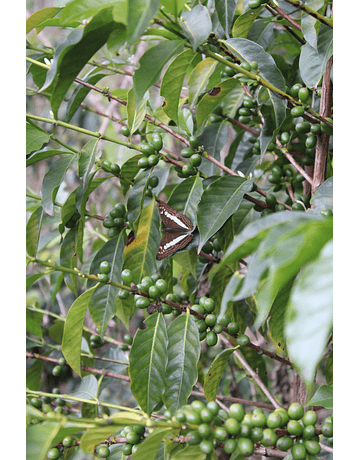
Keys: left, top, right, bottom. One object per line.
{"left": 26, "top": 1, "right": 333, "bottom": 459}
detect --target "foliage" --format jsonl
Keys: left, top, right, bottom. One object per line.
{"left": 26, "top": 1, "right": 333, "bottom": 459}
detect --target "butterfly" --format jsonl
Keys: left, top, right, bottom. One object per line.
{"left": 157, "top": 201, "right": 194, "bottom": 260}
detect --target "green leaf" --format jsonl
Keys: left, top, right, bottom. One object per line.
{"left": 253, "top": 218, "right": 332, "bottom": 328}
{"left": 160, "top": 0, "right": 188, "bottom": 17}
{"left": 41, "top": 7, "right": 119, "bottom": 117}
{"left": 231, "top": 6, "right": 263, "bottom": 38}
{"left": 59, "top": 227, "right": 79, "bottom": 294}
{"left": 26, "top": 122, "right": 50, "bottom": 155}
{"left": 127, "top": 169, "right": 153, "bottom": 231}
{"left": 26, "top": 206, "right": 44, "bottom": 257}
{"left": 41, "top": 154, "right": 77, "bottom": 215}
{"left": 127, "top": 0, "right": 160, "bottom": 45}
{"left": 26, "top": 272, "right": 49, "bottom": 291}
{"left": 133, "top": 40, "right": 186, "bottom": 106}
{"left": 59, "top": 0, "right": 124, "bottom": 24}
{"left": 27, "top": 148, "right": 73, "bottom": 167}
{"left": 127, "top": 88, "right": 149, "bottom": 135}
{"left": 129, "top": 313, "right": 168, "bottom": 415}
{"left": 285, "top": 240, "right": 333, "bottom": 385}
{"left": 197, "top": 121, "right": 229, "bottom": 176}
{"left": 161, "top": 48, "right": 198, "bottom": 123}
{"left": 26, "top": 359, "right": 44, "bottom": 391}
{"left": 180, "top": 5, "right": 212, "bottom": 52}
{"left": 26, "top": 421, "right": 62, "bottom": 460}
{"left": 88, "top": 232, "right": 126, "bottom": 336}
{"left": 188, "top": 57, "right": 219, "bottom": 108}
{"left": 214, "top": 0, "right": 237, "bottom": 38}
{"left": 131, "top": 427, "right": 176, "bottom": 460}
{"left": 78, "top": 138, "right": 99, "bottom": 189}
{"left": 163, "top": 311, "right": 200, "bottom": 412}
{"left": 222, "top": 38, "right": 286, "bottom": 91}
{"left": 301, "top": 0, "right": 324, "bottom": 48}
{"left": 197, "top": 176, "right": 254, "bottom": 252}
{"left": 26, "top": 7, "right": 62, "bottom": 34}
{"left": 216, "top": 212, "right": 323, "bottom": 273}
{"left": 210, "top": 265, "right": 234, "bottom": 314}
{"left": 257, "top": 85, "right": 286, "bottom": 158}
{"left": 204, "top": 348, "right": 237, "bottom": 401}
{"left": 123, "top": 197, "right": 160, "bottom": 284}
{"left": 299, "top": 24, "right": 333, "bottom": 88}
{"left": 306, "top": 384, "right": 333, "bottom": 409}
{"left": 310, "top": 176, "right": 333, "bottom": 212}
{"left": 66, "top": 72, "right": 108, "bottom": 122}
{"left": 168, "top": 175, "right": 204, "bottom": 226}
{"left": 62, "top": 285, "right": 99, "bottom": 377}
{"left": 196, "top": 78, "right": 239, "bottom": 129}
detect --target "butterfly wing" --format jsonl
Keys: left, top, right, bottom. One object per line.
{"left": 157, "top": 232, "right": 193, "bottom": 260}
{"left": 158, "top": 201, "right": 194, "bottom": 231}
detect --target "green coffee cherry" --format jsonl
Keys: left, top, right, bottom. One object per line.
{"left": 287, "top": 402, "right": 304, "bottom": 420}
{"left": 189, "top": 135, "right": 200, "bottom": 149}
{"left": 121, "top": 269, "right": 133, "bottom": 284}
{"left": 150, "top": 132, "right": 163, "bottom": 151}
{"left": 181, "top": 147, "right": 195, "bottom": 158}
{"left": 298, "top": 87, "right": 309, "bottom": 102}
{"left": 237, "top": 437, "right": 255, "bottom": 456}
{"left": 138, "top": 156, "right": 149, "bottom": 169}
{"left": 121, "top": 125, "right": 130, "bottom": 136}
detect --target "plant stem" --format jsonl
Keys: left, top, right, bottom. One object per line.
{"left": 280, "top": 0, "right": 333, "bottom": 28}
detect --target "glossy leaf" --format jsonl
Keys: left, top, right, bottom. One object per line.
{"left": 59, "top": 0, "right": 124, "bottom": 24}
{"left": 26, "top": 421, "right": 62, "bottom": 460}
{"left": 127, "top": 0, "right": 160, "bottom": 44}
{"left": 129, "top": 313, "right": 168, "bottom": 415}
{"left": 78, "top": 138, "right": 99, "bottom": 190}
{"left": 131, "top": 427, "right": 176, "bottom": 460}
{"left": 127, "top": 87, "right": 149, "bottom": 135}
{"left": 232, "top": 6, "right": 262, "bottom": 38}
{"left": 26, "top": 148, "right": 73, "bottom": 167}
{"left": 41, "top": 8, "right": 119, "bottom": 117}
{"left": 306, "top": 384, "right": 333, "bottom": 409}
{"left": 196, "top": 176, "right": 254, "bottom": 252}
{"left": 41, "top": 154, "right": 77, "bottom": 215}
{"left": 126, "top": 169, "right": 153, "bottom": 231}
{"left": 161, "top": 48, "right": 198, "bottom": 123}
{"left": 204, "top": 348, "right": 237, "bottom": 401}
{"left": 62, "top": 285, "right": 99, "bottom": 377}
{"left": 310, "top": 176, "right": 333, "bottom": 212}
{"left": 188, "top": 57, "right": 219, "bottom": 108}
{"left": 301, "top": 0, "right": 325, "bottom": 48}
{"left": 216, "top": 212, "right": 323, "bottom": 273}
{"left": 26, "top": 121, "right": 50, "bottom": 155}
{"left": 66, "top": 72, "right": 108, "bottom": 122}
{"left": 120, "top": 153, "right": 143, "bottom": 196}
{"left": 196, "top": 78, "right": 239, "bottom": 129}
{"left": 88, "top": 232, "right": 126, "bottom": 336}
{"left": 26, "top": 206, "right": 44, "bottom": 257}
{"left": 197, "top": 121, "right": 228, "bottom": 176}
{"left": 219, "top": 270, "right": 244, "bottom": 318}
{"left": 123, "top": 197, "right": 160, "bottom": 284}
{"left": 299, "top": 24, "right": 333, "bottom": 88}
{"left": 180, "top": 5, "right": 212, "bottom": 51}
{"left": 26, "top": 6, "right": 62, "bottom": 34}
{"left": 133, "top": 40, "right": 186, "bottom": 106}
{"left": 168, "top": 175, "right": 204, "bottom": 227}
{"left": 285, "top": 240, "right": 333, "bottom": 385}
{"left": 214, "top": 0, "right": 237, "bottom": 38}
{"left": 163, "top": 311, "right": 200, "bottom": 412}
{"left": 257, "top": 85, "right": 286, "bottom": 158}
{"left": 59, "top": 227, "right": 79, "bottom": 294}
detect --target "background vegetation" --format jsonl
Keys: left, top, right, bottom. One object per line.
{"left": 26, "top": 1, "right": 334, "bottom": 459}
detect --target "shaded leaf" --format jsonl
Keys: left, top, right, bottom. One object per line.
{"left": 129, "top": 313, "right": 168, "bottom": 415}
{"left": 131, "top": 427, "right": 176, "bottom": 460}
{"left": 27, "top": 148, "right": 73, "bottom": 167}
{"left": 123, "top": 198, "right": 160, "bottom": 284}
{"left": 26, "top": 421, "right": 62, "bottom": 460}
{"left": 59, "top": 0, "right": 124, "bottom": 24}
{"left": 26, "top": 7, "right": 62, "bottom": 34}
{"left": 41, "top": 154, "right": 77, "bottom": 216}
{"left": 180, "top": 5, "right": 212, "bottom": 52}
{"left": 197, "top": 176, "right": 254, "bottom": 252}
{"left": 163, "top": 311, "right": 200, "bottom": 412}
{"left": 133, "top": 40, "right": 186, "bottom": 106}
{"left": 310, "top": 176, "right": 333, "bottom": 212}
{"left": 161, "top": 48, "right": 198, "bottom": 123}
{"left": 232, "top": 6, "right": 263, "bottom": 38}
{"left": 88, "top": 232, "right": 126, "bottom": 336}
{"left": 168, "top": 175, "right": 204, "bottom": 227}
{"left": 127, "top": 0, "right": 160, "bottom": 45}
{"left": 196, "top": 78, "right": 239, "bottom": 129}
{"left": 285, "top": 240, "right": 333, "bottom": 385}
{"left": 214, "top": 0, "right": 237, "bottom": 38}
{"left": 204, "top": 348, "right": 237, "bottom": 401}
{"left": 197, "top": 121, "right": 229, "bottom": 176}
{"left": 306, "top": 384, "right": 333, "bottom": 409}
{"left": 26, "top": 206, "right": 44, "bottom": 257}
{"left": 26, "top": 121, "right": 50, "bottom": 156}
{"left": 127, "top": 88, "right": 149, "bottom": 135}
{"left": 188, "top": 57, "right": 219, "bottom": 108}
{"left": 62, "top": 285, "right": 99, "bottom": 377}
